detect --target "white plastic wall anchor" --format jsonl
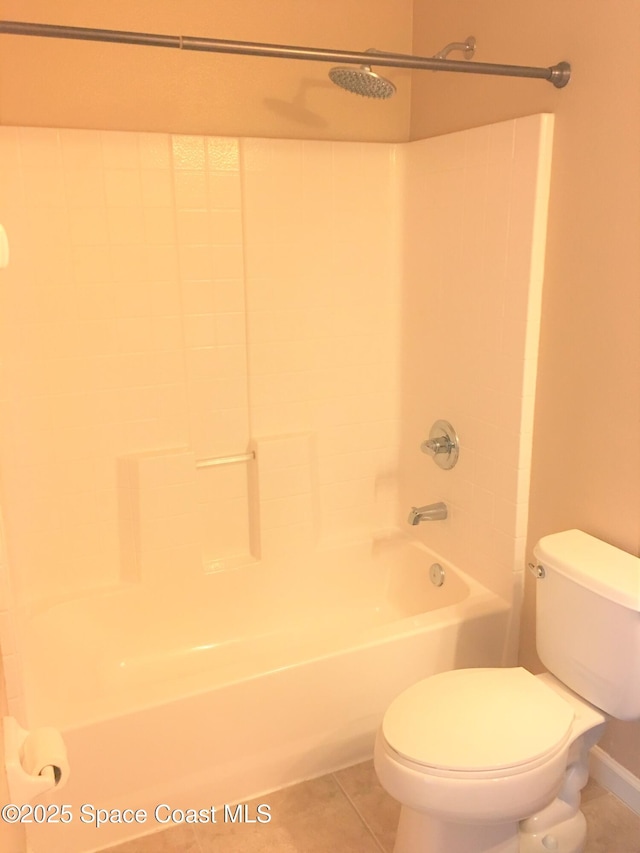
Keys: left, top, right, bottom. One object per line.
{"left": 3, "top": 717, "right": 60, "bottom": 804}
{"left": 0, "top": 225, "right": 9, "bottom": 269}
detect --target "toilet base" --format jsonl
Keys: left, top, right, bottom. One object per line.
{"left": 393, "top": 807, "right": 519, "bottom": 853}
{"left": 519, "top": 809, "right": 586, "bottom": 853}
{"left": 392, "top": 807, "right": 587, "bottom": 853}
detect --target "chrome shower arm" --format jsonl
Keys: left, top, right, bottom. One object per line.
{"left": 433, "top": 36, "right": 476, "bottom": 60}
{"left": 0, "top": 20, "right": 571, "bottom": 87}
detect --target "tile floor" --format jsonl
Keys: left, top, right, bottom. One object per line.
{"left": 101, "top": 761, "right": 640, "bottom": 853}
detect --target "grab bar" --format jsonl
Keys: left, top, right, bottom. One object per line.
{"left": 195, "top": 451, "right": 255, "bottom": 469}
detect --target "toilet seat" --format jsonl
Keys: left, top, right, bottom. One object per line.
{"left": 382, "top": 667, "right": 575, "bottom": 776}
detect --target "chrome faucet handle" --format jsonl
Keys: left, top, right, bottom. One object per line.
{"left": 421, "top": 436, "right": 453, "bottom": 456}
{"left": 420, "top": 420, "right": 459, "bottom": 470}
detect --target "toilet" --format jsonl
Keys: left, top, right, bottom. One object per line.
{"left": 374, "top": 529, "right": 640, "bottom": 853}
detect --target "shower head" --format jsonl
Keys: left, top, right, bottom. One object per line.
{"left": 328, "top": 64, "right": 396, "bottom": 99}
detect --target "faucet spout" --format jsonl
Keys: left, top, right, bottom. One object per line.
{"left": 407, "top": 501, "right": 448, "bottom": 525}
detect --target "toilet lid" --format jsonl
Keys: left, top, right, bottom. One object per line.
{"left": 382, "top": 667, "right": 575, "bottom": 773}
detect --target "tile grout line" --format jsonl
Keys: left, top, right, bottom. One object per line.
{"left": 331, "top": 772, "right": 388, "bottom": 853}
{"left": 94, "top": 822, "right": 202, "bottom": 853}
{"left": 191, "top": 823, "right": 206, "bottom": 853}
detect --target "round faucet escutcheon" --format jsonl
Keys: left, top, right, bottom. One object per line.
{"left": 420, "top": 420, "right": 459, "bottom": 469}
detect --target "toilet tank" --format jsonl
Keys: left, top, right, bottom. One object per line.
{"left": 534, "top": 529, "right": 640, "bottom": 720}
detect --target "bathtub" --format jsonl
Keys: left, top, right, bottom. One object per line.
{"left": 20, "top": 534, "right": 510, "bottom": 853}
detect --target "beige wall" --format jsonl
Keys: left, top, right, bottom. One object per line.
{"left": 0, "top": 0, "right": 412, "bottom": 141}
{"left": 411, "top": 1, "right": 640, "bottom": 774}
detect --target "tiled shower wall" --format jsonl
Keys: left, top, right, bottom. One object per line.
{"left": 0, "top": 127, "right": 400, "bottom": 605}
{"left": 242, "top": 139, "right": 400, "bottom": 553}
{"left": 398, "top": 115, "right": 553, "bottom": 603}
{"left": 0, "top": 117, "right": 551, "bottom": 623}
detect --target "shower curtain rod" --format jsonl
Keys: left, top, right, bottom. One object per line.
{"left": 0, "top": 20, "right": 571, "bottom": 88}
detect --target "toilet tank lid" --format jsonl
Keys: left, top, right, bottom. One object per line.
{"left": 534, "top": 529, "right": 640, "bottom": 611}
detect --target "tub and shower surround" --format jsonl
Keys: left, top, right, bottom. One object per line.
{"left": 0, "top": 116, "right": 554, "bottom": 852}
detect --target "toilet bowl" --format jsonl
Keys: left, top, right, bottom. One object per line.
{"left": 374, "top": 667, "right": 606, "bottom": 853}
{"left": 375, "top": 530, "right": 640, "bottom": 853}
{"left": 375, "top": 530, "right": 639, "bottom": 853}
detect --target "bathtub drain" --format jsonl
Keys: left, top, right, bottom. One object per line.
{"left": 429, "top": 563, "right": 445, "bottom": 587}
